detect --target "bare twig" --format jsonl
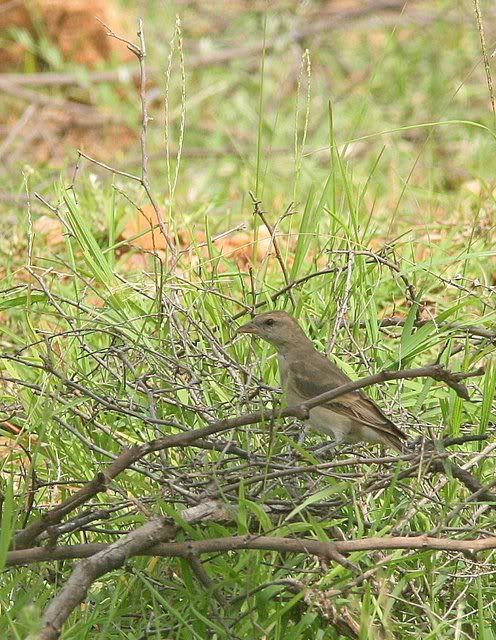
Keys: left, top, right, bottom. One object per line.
{"left": 0, "top": 80, "right": 119, "bottom": 122}
{"left": 230, "top": 247, "right": 424, "bottom": 322}
{"left": 327, "top": 251, "right": 354, "bottom": 353}
{"left": 231, "top": 265, "right": 341, "bottom": 321}
{"left": 378, "top": 316, "right": 496, "bottom": 342}
{"left": 249, "top": 193, "right": 295, "bottom": 306}
{"left": 0, "top": 103, "right": 36, "bottom": 162}
{"left": 326, "top": 248, "right": 422, "bottom": 318}
{"left": 78, "top": 19, "right": 174, "bottom": 254}
{"left": 76, "top": 149, "right": 141, "bottom": 182}
{"left": 188, "top": 553, "right": 230, "bottom": 607}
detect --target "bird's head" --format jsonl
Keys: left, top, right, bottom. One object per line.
{"left": 236, "top": 311, "right": 309, "bottom": 352}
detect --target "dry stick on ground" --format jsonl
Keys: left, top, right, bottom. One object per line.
{"left": 0, "top": 81, "right": 119, "bottom": 122}
{"left": 12, "top": 364, "right": 483, "bottom": 550}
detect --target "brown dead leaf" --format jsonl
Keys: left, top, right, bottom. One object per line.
{"left": 381, "top": 303, "right": 408, "bottom": 319}
{"left": 117, "top": 252, "right": 155, "bottom": 273}
{"left": 119, "top": 216, "right": 297, "bottom": 273}
{"left": 461, "top": 179, "right": 482, "bottom": 196}
{"left": 177, "top": 226, "right": 294, "bottom": 271}
{"left": 0, "top": 436, "right": 32, "bottom": 471}
{"left": 212, "top": 227, "right": 276, "bottom": 268}
{"left": 418, "top": 298, "right": 438, "bottom": 321}
{"left": 381, "top": 297, "right": 437, "bottom": 322}
{"left": 63, "top": 122, "right": 137, "bottom": 164}
{"left": 84, "top": 294, "right": 105, "bottom": 309}
{"left": 27, "top": 108, "right": 137, "bottom": 166}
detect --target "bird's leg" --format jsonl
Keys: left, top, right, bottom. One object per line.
{"left": 297, "top": 424, "right": 309, "bottom": 445}
{"left": 310, "top": 440, "right": 338, "bottom": 458}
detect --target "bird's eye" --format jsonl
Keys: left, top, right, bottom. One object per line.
{"left": 265, "top": 318, "right": 275, "bottom": 327}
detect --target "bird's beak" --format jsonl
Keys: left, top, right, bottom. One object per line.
{"left": 236, "top": 321, "right": 258, "bottom": 336}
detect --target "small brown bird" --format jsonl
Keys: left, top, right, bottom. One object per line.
{"left": 237, "top": 310, "right": 406, "bottom": 451}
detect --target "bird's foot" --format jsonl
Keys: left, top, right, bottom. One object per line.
{"left": 404, "top": 437, "right": 433, "bottom": 453}
{"left": 404, "top": 438, "right": 421, "bottom": 451}
{"left": 311, "top": 442, "right": 338, "bottom": 459}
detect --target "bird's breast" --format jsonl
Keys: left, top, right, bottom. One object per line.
{"left": 306, "top": 406, "right": 354, "bottom": 441}
{"left": 278, "top": 354, "right": 289, "bottom": 388}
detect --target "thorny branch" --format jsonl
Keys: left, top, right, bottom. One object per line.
{"left": 3, "top": 313, "right": 492, "bottom": 640}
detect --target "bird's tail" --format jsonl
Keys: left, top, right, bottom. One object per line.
{"left": 383, "top": 431, "right": 407, "bottom": 453}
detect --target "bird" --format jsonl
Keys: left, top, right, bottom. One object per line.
{"left": 237, "top": 310, "right": 406, "bottom": 451}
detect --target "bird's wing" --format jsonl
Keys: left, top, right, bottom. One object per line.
{"left": 330, "top": 392, "right": 406, "bottom": 441}
{"left": 287, "top": 351, "right": 406, "bottom": 441}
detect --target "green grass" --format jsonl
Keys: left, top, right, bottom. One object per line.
{"left": 1, "top": 2, "right": 496, "bottom": 638}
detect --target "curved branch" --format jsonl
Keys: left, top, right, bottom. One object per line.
{"left": 9, "top": 532, "right": 496, "bottom": 570}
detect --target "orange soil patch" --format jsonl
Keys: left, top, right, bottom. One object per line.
{"left": 0, "top": 0, "right": 134, "bottom": 69}
{"left": 33, "top": 215, "right": 65, "bottom": 246}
